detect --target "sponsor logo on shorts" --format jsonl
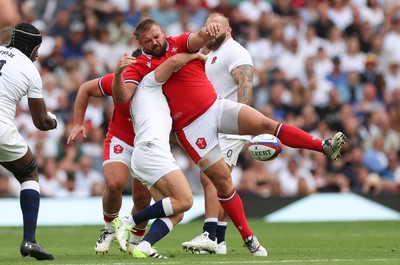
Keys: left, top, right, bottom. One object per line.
{"left": 114, "top": 144, "right": 124, "bottom": 154}
{"left": 196, "top": 138, "right": 207, "bottom": 149}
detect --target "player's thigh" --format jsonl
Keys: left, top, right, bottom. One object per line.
{"left": 237, "top": 104, "right": 279, "bottom": 135}
{"left": 102, "top": 136, "right": 133, "bottom": 189}
{"left": 153, "top": 169, "right": 192, "bottom": 200}
{"left": 131, "top": 139, "right": 180, "bottom": 190}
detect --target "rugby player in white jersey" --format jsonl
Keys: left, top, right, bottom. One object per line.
{"left": 113, "top": 51, "right": 207, "bottom": 258}
{"left": 0, "top": 23, "right": 55, "bottom": 260}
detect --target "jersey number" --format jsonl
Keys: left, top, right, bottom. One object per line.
{"left": 0, "top": 60, "right": 6, "bottom": 76}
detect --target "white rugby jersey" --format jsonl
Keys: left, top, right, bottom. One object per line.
{"left": 130, "top": 70, "right": 172, "bottom": 145}
{"left": 205, "top": 38, "right": 253, "bottom": 102}
{"left": 0, "top": 46, "right": 43, "bottom": 125}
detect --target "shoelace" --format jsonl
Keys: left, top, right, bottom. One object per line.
{"left": 243, "top": 236, "right": 259, "bottom": 252}
{"left": 97, "top": 229, "right": 113, "bottom": 243}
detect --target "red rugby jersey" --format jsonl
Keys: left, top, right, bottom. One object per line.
{"left": 123, "top": 33, "right": 217, "bottom": 131}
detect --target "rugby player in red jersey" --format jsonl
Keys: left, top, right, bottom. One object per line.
{"left": 112, "top": 18, "right": 346, "bottom": 256}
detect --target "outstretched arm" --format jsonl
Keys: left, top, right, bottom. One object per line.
{"left": 154, "top": 53, "right": 207, "bottom": 83}
{"left": 112, "top": 55, "right": 138, "bottom": 104}
{"left": 188, "top": 23, "right": 221, "bottom": 52}
{"left": 67, "top": 78, "right": 102, "bottom": 145}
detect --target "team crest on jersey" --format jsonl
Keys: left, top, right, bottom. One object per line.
{"left": 171, "top": 47, "right": 178, "bottom": 53}
{"left": 114, "top": 144, "right": 124, "bottom": 154}
{"left": 211, "top": 56, "right": 217, "bottom": 64}
{"left": 146, "top": 62, "right": 151, "bottom": 68}
{"left": 196, "top": 138, "right": 207, "bottom": 149}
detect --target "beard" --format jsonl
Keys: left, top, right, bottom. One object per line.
{"left": 206, "top": 33, "right": 226, "bottom": 51}
{"left": 144, "top": 41, "right": 167, "bottom": 57}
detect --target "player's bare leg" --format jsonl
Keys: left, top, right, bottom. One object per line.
{"left": 203, "top": 158, "right": 267, "bottom": 256}
{"left": 115, "top": 169, "right": 193, "bottom": 258}
{"left": 237, "top": 105, "right": 346, "bottom": 159}
{"left": 182, "top": 173, "right": 227, "bottom": 254}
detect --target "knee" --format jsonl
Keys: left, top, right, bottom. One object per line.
{"left": 133, "top": 189, "right": 151, "bottom": 210}
{"left": 181, "top": 196, "right": 193, "bottom": 212}
{"left": 106, "top": 180, "right": 124, "bottom": 195}
{"left": 14, "top": 157, "right": 38, "bottom": 183}
{"left": 174, "top": 194, "right": 193, "bottom": 213}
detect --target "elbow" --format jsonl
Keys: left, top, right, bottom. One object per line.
{"left": 169, "top": 56, "right": 182, "bottom": 68}
{"left": 114, "top": 95, "right": 129, "bottom": 104}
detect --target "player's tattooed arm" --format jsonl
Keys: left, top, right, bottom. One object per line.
{"left": 232, "top": 64, "right": 253, "bottom": 106}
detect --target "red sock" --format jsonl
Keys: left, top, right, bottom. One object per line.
{"left": 131, "top": 227, "right": 146, "bottom": 236}
{"left": 276, "top": 123, "right": 323, "bottom": 153}
{"left": 104, "top": 214, "right": 117, "bottom": 223}
{"left": 218, "top": 190, "right": 252, "bottom": 240}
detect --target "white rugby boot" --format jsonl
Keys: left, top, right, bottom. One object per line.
{"left": 182, "top": 232, "right": 217, "bottom": 253}
{"left": 199, "top": 241, "right": 227, "bottom": 254}
{"left": 322, "top": 132, "right": 346, "bottom": 160}
{"left": 113, "top": 216, "right": 133, "bottom": 252}
{"left": 94, "top": 229, "right": 115, "bottom": 254}
{"left": 244, "top": 235, "right": 268, "bottom": 256}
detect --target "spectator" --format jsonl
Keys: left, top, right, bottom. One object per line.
{"left": 275, "top": 156, "right": 316, "bottom": 197}
{"left": 382, "top": 13, "right": 400, "bottom": 62}
{"left": 149, "top": 0, "right": 179, "bottom": 29}
{"left": 313, "top": 1, "right": 335, "bottom": 39}
{"left": 363, "top": 135, "right": 393, "bottom": 180}
{"left": 383, "top": 59, "right": 400, "bottom": 95}
{"left": 328, "top": 0, "right": 354, "bottom": 31}
{"left": 236, "top": 160, "right": 275, "bottom": 198}
{"left": 107, "top": 11, "right": 134, "bottom": 45}
{"left": 326, "top": 56, "right": 348, "bottom": 98}
{"left": 38, "top": 158, "right": 68, "bottom": 198}
{"left": 73, "top": 154, "right": 104, "bottom": 197}
{"left": 182, "top": 0, "right": 209, "bottom": 30}
{"left": 360, "top": 0, "right": 384, "bottom": 33}
{"left": 47, "top": 9, "right": 71, "bottom": 39}
{"left": 238, "top": 0, "right": 272, "bottom": 23}
{"left": 62, "top": 20, "right": 88, "bottom": 59}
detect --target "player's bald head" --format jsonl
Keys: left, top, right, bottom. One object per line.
{"left": 205, "top": 13, "right": 231, "bottom": 51}
{"left": 206, "top": 13, "right": 229, "bottom": 28}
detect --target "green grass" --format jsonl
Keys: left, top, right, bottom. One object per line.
{"left": 0, "top": 220, "right": 399, "bottom": 265}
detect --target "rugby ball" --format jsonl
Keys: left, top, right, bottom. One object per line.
{"left": 248, "top": 134, "right": 282, "bottom": 161}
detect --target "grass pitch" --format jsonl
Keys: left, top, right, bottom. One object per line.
{"left": 0, "top": 219, "right": 399, "bottom": 265}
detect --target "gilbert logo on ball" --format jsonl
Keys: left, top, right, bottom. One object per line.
{"left": 248, "top": 134, "right": 282, "bottom": 161}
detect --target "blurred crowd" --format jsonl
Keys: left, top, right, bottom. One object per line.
{"left": 1, "top": 0, "right": 400, "bottom": 199}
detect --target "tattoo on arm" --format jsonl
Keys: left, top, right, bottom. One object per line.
{"left": 232, "top": 64, "right": 253, "bottom": 105}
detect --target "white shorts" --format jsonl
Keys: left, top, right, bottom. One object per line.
{"left": 176, "top": 98, "right": 244, "bottom": 164}
{"left": 103, "top": 135, "right": 133, "bottom": 167}
{"left": 218, "top": 134, "right": 250, "bottom": 167}
{"left": 131, "top": 139, "right": 180, "bottom": 189}
{"left": 0, "top": 121, "right": 28, "bottom": 162}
